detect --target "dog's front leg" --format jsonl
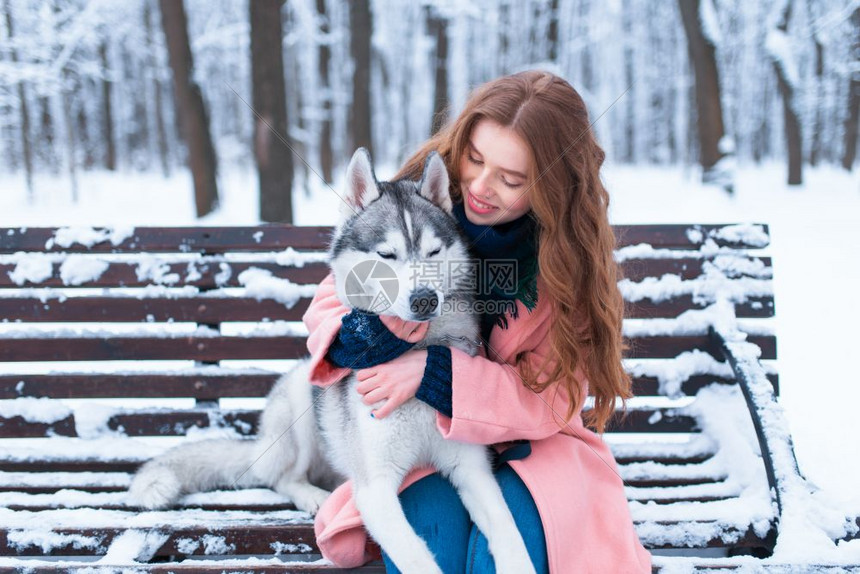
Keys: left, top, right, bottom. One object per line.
{"left": 353, "top": 473, "right": 443, "bottom": 574}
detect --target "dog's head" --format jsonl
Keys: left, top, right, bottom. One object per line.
{"left": 329, "top": 148, "right": 472, "bottom": 322}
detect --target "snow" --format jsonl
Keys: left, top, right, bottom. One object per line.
{"left": 698, "top": 0, "right": 722, "bottom": 48}
{"left": 46, "top": 226, "right": 135, "bottom": 250}
{"left": 0, "top": 396, "right": 72, "bottom": 424}
{"left": 618, "top": 271, "right": 771, "bottom": 305}
{"left": 100, "top": 529, "right": 170, "bottom": 564}
{"left": 8, "top": 252, "right": 54, "bottom": 285}
{"left": 237, "top": 267, "right": 318, "bottom": 307}
{"left": 1, "top": 162, "right": 859, "bottom": 567}
{"left": 625, "top": 350, "right": 734, "bottom": 398}
{"left": 135, "top": 254, "right": 181, "bottom": 285}
{"left": 59, "top": 254, "right": 109, "bottom": 286}
{"left": 765, "top": 29, "right": 801, "bottom": 90}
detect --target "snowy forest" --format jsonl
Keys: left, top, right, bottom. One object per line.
{"left": 0, "top": 0, "right": 858, "bottom": 221}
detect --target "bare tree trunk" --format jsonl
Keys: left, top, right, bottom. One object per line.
{"left": 426, "top": 6, "right": 448, "bottom": 135}
{"left": 622, "top": 3, "right": 635, "bottom": 162}
{"left": 99, "top": 41, "right": 116, "bottom": 171}
{"left": 843, "top": 7, "right": 860, "bottom": 171}
{"left": 843, "top": 78, "right": 860, "bottom": 171}
{"left": 349, "top": 0, "right": 373, "bottom": 155}
{"left": 144, "top": 0, "right": 170, "bottom": 177}
{"left": 158, "top": 0, "right": 219, "bottom": 217}
{"left": 547, "top": 0, "right": 559, "bottom": 62}
{"left": 250, "top": 0, "right": 293, "bottom": 223}
{"left": 4, "top": 0, "right": 33, "bottom": 200}
{"left": 62, "top": 73, "right": 78, "bottom": 202}
{"left": 678, "top": 0, "right": 729, "bottom": 185}
{"left": 805, "top": 0, "right": 824, "bottom": 166}
{"left": 39, "top": 97, "right": 57, "bottom": 173}
{"left": 768, "top": 1, "right": 803, "bottom": 185}
{"left": 316, "top": 0, "right": 333, "bottom": 184}
{"left": 77, "top": 100, "right": 95, "bottom": 169}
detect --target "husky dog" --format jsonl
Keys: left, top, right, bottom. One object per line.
{"left": 129, "top": 149, "right": 536, "bottom": 574}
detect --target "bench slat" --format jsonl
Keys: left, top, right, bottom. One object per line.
{"left": 630, "top": 335, "right": 776, "bottom": 360}
{"left": 0, "top": 521, "right": 768, "bottom": 556}
{"left": 626, "top": 296, "right": 774, "bottom": 318}
{"left": 0, "top": 475, "right": 725, "bottom": 492}
{"left": 0, "top": 297, "right": 309, "bottom": 322}
{"left": 621, "top": 257, "right": 773, "bottom": 282}
{"left": 632, "top": 374, "right": 780, "bottom": 397}
{"left": 0, "top": 227, "right": 334, "bottom": 253}
{"left": 614, "top": 224, "right": 770, "bottom": 249}
{"left": 0, "top": 481, "right": 732, "bottom": 507}
{"left": 0, "top": 261, "right": 329, "bottom": 289}
{"left": 0, "top": 407, "right": 699, "bottom": 438}
{"left": 0, "top": 443, "right": 716, "bottom": 472}
{"left": 0, "top": 372, "right": 780, "bottom": 400}
{"left": 0, "top": 566, "right": 386, "bottom": 573}
{"left": 0, "top": 373, "right": 279, "bottom": 399}
{"left": 0, "top": 224, "right": 769, "bottom": 253}
{"left": 5, "top": 369, "right": 779, "bottom": 399}
{"left": 0, "top": 524, "right": 320, "bottom": 557}
{"left": 0, "top": 336, "right": 307, "bottom": 362}
{"left": 0, "top": 373, "right": 780, "bottom": 400}
{"left": 0, "top": 334, "right": 775, "bottom": 362}
{"left": 0, "top": 294, "right": 775, "bottom": 321}
{"left": 0, "top": 258, "right": 770, "bottom": 289}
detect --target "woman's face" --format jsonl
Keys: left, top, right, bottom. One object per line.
{"left": 459, "top": 118, "right": 533, "bottom": 225}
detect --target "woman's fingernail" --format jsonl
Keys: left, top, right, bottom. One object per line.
{"left": 370, "top": 412, "right": 375, "bottom": 419}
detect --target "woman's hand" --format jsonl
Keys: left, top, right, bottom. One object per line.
{"left": 356, "top": 349, "right": 428, "bottom": 419}
{"left": 378, "top": 314, "right": 429, "bottom": 343}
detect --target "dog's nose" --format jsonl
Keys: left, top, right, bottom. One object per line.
{"left": 409, "top": 288, "right": 439, "bottom": 319}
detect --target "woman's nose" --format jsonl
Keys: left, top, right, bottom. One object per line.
{"left": 469, "top": 168, "right": 492, "bottom": 197}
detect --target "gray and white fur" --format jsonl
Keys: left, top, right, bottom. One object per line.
{"left": 128, "top": 149, "right": 536, "bottom": 574}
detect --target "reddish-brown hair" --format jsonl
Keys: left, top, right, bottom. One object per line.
{"left": 396, "top": 70, "right": 631, "bottom": 434}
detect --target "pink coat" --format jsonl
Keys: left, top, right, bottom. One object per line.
{"left": 302, "top": 273, "right": 652, "bottom": 573}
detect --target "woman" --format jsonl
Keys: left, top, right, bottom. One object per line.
{"left": 302, "top": 70, "right": 651, "bottom": 573}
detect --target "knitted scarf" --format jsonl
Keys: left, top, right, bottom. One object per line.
{"left": 452, "top": 202, "right": 539, "bottom": 343}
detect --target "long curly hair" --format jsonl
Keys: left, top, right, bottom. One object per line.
{"left": 395, "top": 70, "right": 631, "bottom": 434}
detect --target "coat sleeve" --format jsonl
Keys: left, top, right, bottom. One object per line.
{"left": 436, "top": 314, "right": 589, "bottom": 445}
{"left": 301, "top": 272, "right": 352, "bottom": 387}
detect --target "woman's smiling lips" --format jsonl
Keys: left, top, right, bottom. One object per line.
{"left": 466, "top": 190, "right": 498, "bottom": 214}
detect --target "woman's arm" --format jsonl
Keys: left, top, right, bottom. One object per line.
{"left": 302, "top": 273, "right": 352, "bottom": 386}
{"left": 301, "top": 273, "right": 428, "bottom": 386}
{"left": 437, "top": 336, "right": 588, "bottom": 444}
{"left": 356, "top": 312, "right": 588, "bottom": 442}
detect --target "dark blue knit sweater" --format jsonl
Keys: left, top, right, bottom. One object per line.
{"left": 324, "top": 309, "right": 454, "bottom": 417}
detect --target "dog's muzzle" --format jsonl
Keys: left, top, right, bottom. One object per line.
{"left": 409, "top": 288, "right": 439, "bottom": 320}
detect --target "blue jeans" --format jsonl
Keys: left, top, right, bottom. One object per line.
{"left": 381, "top": 464, "right": 549, "bottom": 574}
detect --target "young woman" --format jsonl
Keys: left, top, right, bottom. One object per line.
{"left": 302, "top": 70, "right": 651, "bottom": 573}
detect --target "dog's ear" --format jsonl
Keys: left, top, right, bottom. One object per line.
{"left": 418, "top": 152, "right": 452, "bottom": 213}
{"left": 342, "top": 148, "right": 380, "bottom": 218}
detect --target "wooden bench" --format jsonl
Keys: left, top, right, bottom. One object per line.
{"left": 0, "top": 223, "right": 853, "bottom": 572}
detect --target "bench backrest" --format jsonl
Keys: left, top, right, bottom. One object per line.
{"left": 0, "top": 224, "right": 775, "bottom": 441}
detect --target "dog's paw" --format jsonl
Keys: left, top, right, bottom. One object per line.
{"left": 275, "top": 480, "right": 331, "bottom": 515}
{"left": 127, "top": 465, "right": 181, "bottom": 509}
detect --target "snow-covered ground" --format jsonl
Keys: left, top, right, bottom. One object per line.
{"left": 1, "top": 161, "right": 859, "bottom": 564}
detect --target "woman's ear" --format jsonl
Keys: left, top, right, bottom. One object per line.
{"left": 418, "top": 152, "right": 452, "bottom": 213}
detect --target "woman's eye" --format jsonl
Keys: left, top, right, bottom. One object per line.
{"left": 501, "top": 176, "right": 523, "bottom": 189}
{"left": 377, "top": 251, "right": 397, "bottom": 260}
{"left": 468, "top": 154, "right": 483, "bottom": 165}
{"left": 427, "top": 247, "right": 441, "bottom": 257}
